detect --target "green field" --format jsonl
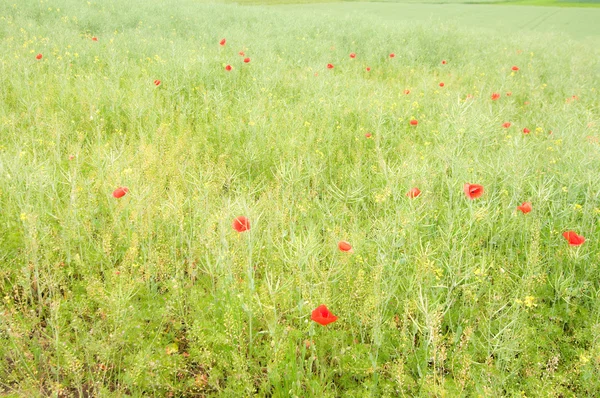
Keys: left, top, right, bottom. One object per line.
{"left": 279, "top": 2, "right": 600, "bottom": 43}
{"left": 229, "top": 0, "right": 600, "bottom": 7}
{"left": 1, "top": 0, "right": 600, "bottom": 396}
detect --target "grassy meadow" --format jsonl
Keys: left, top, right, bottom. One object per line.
{"left": 1, "top": 0, "right": 600, "bottom": 396}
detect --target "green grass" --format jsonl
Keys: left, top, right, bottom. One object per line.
{"left": 1, "top": 0, "right": 600, "bottom": 396}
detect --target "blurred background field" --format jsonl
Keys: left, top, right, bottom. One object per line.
{"left": 0, "top": 0, "right": 599, "bottom": 396}
{"left": 226, "top": 0, "right": 600, "bottom": 7}
{"left": 228, "top": 0, "right": 600, "bottom": 43}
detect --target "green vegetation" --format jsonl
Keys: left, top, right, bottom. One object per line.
{"left": 1, "top": 0, "right": 599, "bottom": 396}
{"left": 501, "top": 0, "right": 600, "bottom": 7}
{"left": 228, "top": 0, "right": 600, "bottom": 7}
{"left": 279, "top": 2, "right": 600, "bottom": 43}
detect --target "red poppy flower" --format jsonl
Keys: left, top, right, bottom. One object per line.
{"left": 36, "top": 54, "right": 43, "bottom": 60}
{"left": 338, "top": 241, "right": 353, "bottom": 253}
{"left": 389, "top": 53, "right": 395, "bottom": 58}
{"left": 311, "top": 305, "right": 338, "bottom": 326}
{"left": 410, "top": 119, "right": 418, "bottom": 126}
{"left": 225, "top": 64, "right": 232, "bottom": 71}
{"left": 466, "top": 94, "right": 473, "bottom": 100}
{"left": 523, "top": 128, "right": 530, "bottom": 134}
{"left": 563, "top": 231, "right": 585, "bottom": 246}
{"left": 350, "top": 53, "right": 356, "bottom": 59}
{"left": 502, "top": 122, "right": 511, "bottom": 128}
{"left": 365, "top": 132, "right": 372, "bottom": 138}
{"left": 406, "top": 187, "right": 421, "bottom": 198}
{"left": 512, "top": 66, "right": 519, "bottom": 71}
{"left": 366, "top": 67, "right": 371, "bottom": 72}
{"left": 153, "top": 79, "right": 161, "bottom": 86}
{"left": 243, "top": 57, "right": 250, "bottom": 63}
{"left": 517, "top": 202, "right": 532, "bottom": 214}
{"left": 491, "top": 93, "right": 500, "bottom": 100}
{"left": 239, "top": 51, "right": 245, "bottom": 56}
{"left": 219, "top": 38, "right": 226, "bottom": 46}
{"left": 439, "top": 82, "right": 445, "bottom": 87}
{"left": 68, "top": 155, "right": 75, "bottom": 161}
{"left": 404, "top": 89, "right": 410, "bottom": 95}
{"left": 92, "top": 37, "right": 98, "bottom": 41}
{"left": 112, "top": 187, "right": 129, "bottom": 198}
{"left": 327, "top": 63, "right": 334, "bottom": 69}
{"left": 463, "top": 183, "right": 484, "bottom": 200}
{"left": 441, "top": 60, "right": 447, "bottom": 65}
{"left": 232, "top": 216, "right": 250, "bottom": 232}
{"left": 506, "top": 92, "right": 512, "bottom": 96}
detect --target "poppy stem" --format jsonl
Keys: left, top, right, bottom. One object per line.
{"left": 247, "top": 228, "right": 255, "bottom": 351}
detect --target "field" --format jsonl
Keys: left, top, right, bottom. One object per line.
{"left": 1, "top": 0, "right": 600, "bottom": 396}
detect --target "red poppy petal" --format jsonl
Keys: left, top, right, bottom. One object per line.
{"left": 464, "top": 184, "right": 483, "bottom": 199}
{"left": 406, "top": 188, "right": 421, "bottom": 198}
{"left": 311, "top": 305, "right": 338, "bottom": 326}
{"left": 338, "top": 241, "right": 353, "bottom": 252}
{"left": 517, "top": 202, "right": 532, "bottom": 214}
{"left": 563, "top": 231, "right": 585, "bottom": 246}
{"left": 232, "top": 216, "right": 250, "bottom": 232}
{"left": 112, "top": 187, "right": 129, "bottom": 198}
